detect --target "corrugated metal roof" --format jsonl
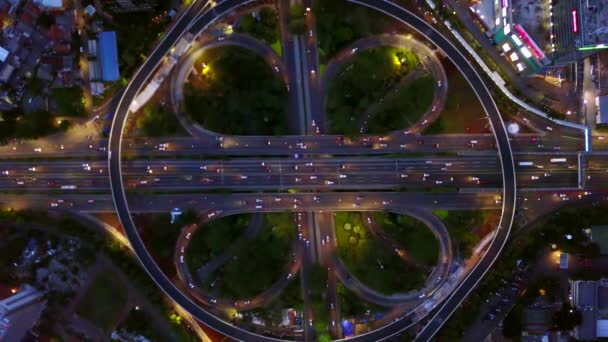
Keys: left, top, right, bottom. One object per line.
{"left": 98, "top": 31, "right": 119, "bottom": 82}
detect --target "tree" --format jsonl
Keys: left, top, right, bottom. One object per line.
{"left": 288, "top": 18, "right": 306, "bottom": 35}
{"left": 553, "top": 303, "right": 582, "bottom": 331}
{"left": 36, "top": 12, "right": 54, "bottom": 29}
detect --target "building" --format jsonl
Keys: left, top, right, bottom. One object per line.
{"left": 559, "top": 252, "right": 569, "bottom": 269}
{"left": 570, "top": 278, "right": 608, "bottom": 340}
{"left": 33, "top": 0, "right": 64, "bottom": 9}
{"left": 103, "top": 0, "right": 156, "bottom": 13}
{"left": 596, "top": 97, "right": 608, "bottom": 125}
{"left": 0, "top": 284, "right": 46, "bottom": 341}
{"left": 97, "top": 31, "right": 120, "bottom": 82}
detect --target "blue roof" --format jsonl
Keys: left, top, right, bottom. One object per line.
{"left": 98, "top": 31, "right": 120, "bottom": 81}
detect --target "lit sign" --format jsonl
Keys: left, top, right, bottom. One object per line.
{"left": 579, "top": 44, "right": 608, "bottom": 51}
{"left": 572, "top": 10, "right": 578, "bottom": 33}
{"left": 511, "top": 35, "right": 523, "bottom": 46}
{"left": 520, "top": 47, "right": 532, "bottom": 58}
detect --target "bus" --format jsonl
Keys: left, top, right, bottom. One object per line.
{"left": 518, "top": 161, "right": 534, "bottom": 166}
{"left": 550, "top": 158, "right": 567, "bottom": 163}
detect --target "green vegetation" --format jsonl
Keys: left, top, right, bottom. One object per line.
{"left": 435, "top": 210, "right": 500, "bottom": 259}
{"left": 136, "top": 103, "right": 180, "bottom": 137}
{"left": 310, "top": 263, "right": 329, "bottom": 336}
{"left": 51, "top": 87, "right": 86, "bottom": 117}
{"left": 314, "top": 0, "right": 392, "bottom": 61}
{"left": 288, "top": 3, "right": 306, "bottom": 35}
{"left": 326, "top": 47, "right": 419, "bottom": 135}
{"left": 334, "top": 212, "right": 426, "bottom": 295}
{"left": 271, "top": 40, "right": 282, "bottom": 56}
{"left": 117, "top": 308, "right": 167, "bottom": 340}
{"left": 136, "top": 210, "right": 199, "bottom": 263}
{"left": 367, "top": 74, "right": 435, "bottom": 134}
{"left": 372, "top": 212, "right": 439, "bottom": 266}
{"left": 237, "top": 7, "right": 279, "bottom": 44}
{"left": 183, "top": 46, "right": 288, "bottom": 135}
{"left": 502, "top": 276, "right": 559, "bottom": 338}
{"left": 76, "top": 270, "right": 127, "bottom": 331}
{"left": 243, "top": 273, "right": 302, "bottom": 326}
{"left": 424, "top": 64, "right": 486, "bottom": 134}
{"left": 107, "top": 2, "right": 172, "bottom": 78}
{"left": 439, "top": 206, "right": 608, "bottom": 339}
{"left": 337, "top": 281, "right": 386, "bottom": 318}
{"left": 0, "top": 210, "right": 199, "bottom": 341}
{"left": 210, "top": 213, "right": 295, "bottom": 298}
{"left": 185, "top": 214, "right": 251, "bottom": 275}
{"left": 0, "top": 109, "right": 63, "bottom": 142}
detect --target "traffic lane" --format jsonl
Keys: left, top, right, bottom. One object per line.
{"left": 0, "top": 153, "right": 575, "bottom": 174}
{"left": 0, "top": 133, "right": 583, "bottom": 159}
{"left": 0, "top": 191, "right": 503, "bottom": 217}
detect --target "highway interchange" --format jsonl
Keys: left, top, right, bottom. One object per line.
{"left": 0, "top": 0, "right": 605, "bottom": 340}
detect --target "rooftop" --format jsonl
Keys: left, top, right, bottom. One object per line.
{"left": 579, "top": 0, "right": 608, "bottom": 49}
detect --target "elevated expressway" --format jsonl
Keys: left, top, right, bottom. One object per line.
{"left": 102, "top": 0, "right": 517, "bottom": 341}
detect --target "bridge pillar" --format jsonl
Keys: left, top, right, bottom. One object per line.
{"left": 577, "top": 152, "right": 586, "bottom": 189}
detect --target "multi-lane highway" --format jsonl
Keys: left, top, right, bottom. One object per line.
{"left": 0, "top": 154, "right": 584, "bottom": 192}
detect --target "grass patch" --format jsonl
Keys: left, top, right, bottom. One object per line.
{"left": 117, "top": 308, "right": 167, "bottom": 340}
{"left": 76, "top": 270, "right": 127, "bottom": 331}
{"left": 183, "top": 46, "right": 288, "bottom": 135}
{"left": 237, "top": 7, "right": 279, "bottom": 44}
{"left": 185, "top": 214, "right": 251, "bottom": 276}
{"left": 51, "top": 87, "right": 86, "bottom": 117}
{"left": 314, "top": 0, "right": 393, "bottom": 62}
{"left": 434, "top": 210, "right": 500, "bottom": 259}
{"left": 326, "top": 47, "right": 419, "bottom": 135}
{"left": 334, "top": 212, "right": 426, "bottom": 295}
{"left": 210, "top": 213, "right": 295, "bottom": 298}
{"left": 373, "top": 212, "right": 439, "bottom": 266}
{"left": 135, "top": 103, "right": 181, "bottom": 137}
{"left": 271, "top": 40, "right": 282, "bottom": 56}
{"left": 367, "top": 74, "right": 435, "bottom": 134}
{"left": 424, "top": 62, "right": 486, "bottom": 134}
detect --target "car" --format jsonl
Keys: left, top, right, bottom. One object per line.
{"left": 382, "top": 200, "right": 390, "bottom": 205}
{"left": 309, "top": 30, "right": 313, "bottom": 37}
{"left": 28, "top": 167, "right": 36, "bottom": 172}
{"left": 34, "top": 148, "right": 42, "bottom": 152}
{"left": 437, "top": 81, "right": 442, "bottom": 87}
{"left": 240, "top": 175, "right": 248, "bottom": 179}
{"left": 210, "top": 298, "right": 217, "bottom": 303}
{"left": 418, "top": 139, "right": 424, "bottom": 145}
{"left": 418, "top": 293, "right": 426, "bottom": 299}
{"left": 186, "top": 233, "right": 191, "bottom": 239}
{"left": 339, "top": 174, "right": 347, "bottom": 179}
{"left": 287, "top": 273, "right": 293, "bottom": 279}
{"left": 188, "top": 282, "right": 195, "bottom": 288}
{"left": 274, "top": 66, "right": 279, "bottom": 73}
